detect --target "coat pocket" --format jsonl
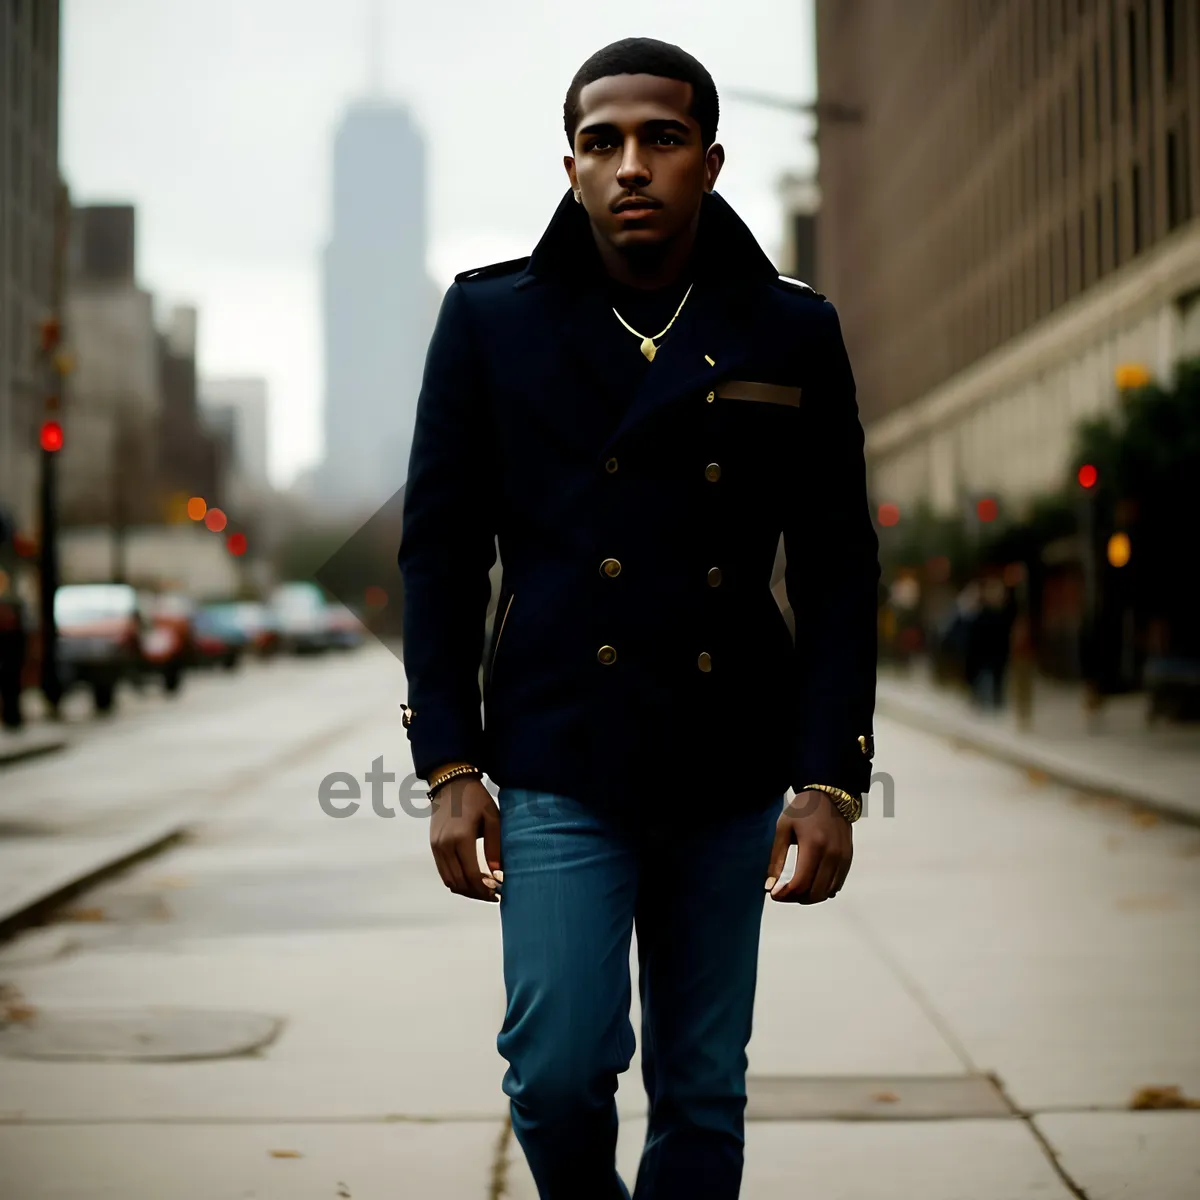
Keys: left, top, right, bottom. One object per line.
{"left": 716, "top": 380, "right": 802, "bottom": 407}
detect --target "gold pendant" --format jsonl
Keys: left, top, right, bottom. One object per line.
{"left": 640, "top": 337, "right": 656, "bottom": 362}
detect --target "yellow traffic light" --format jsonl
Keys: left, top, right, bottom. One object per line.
{"left": 1107, "top": 532, "right": 1131, "bottom": 568}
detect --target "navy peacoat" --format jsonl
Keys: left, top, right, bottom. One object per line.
{"left": 398, "top": 188, "right": 880, "bottom": 815}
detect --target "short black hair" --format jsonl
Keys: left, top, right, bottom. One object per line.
{"left": 563, "top": 38, "right": 719, "bottom": 149}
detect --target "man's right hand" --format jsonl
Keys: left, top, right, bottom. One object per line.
{"left": 429, "top": 776, "right": 503, "bottom": 903}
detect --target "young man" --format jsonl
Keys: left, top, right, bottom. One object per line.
{"left": 399, "top": 38, "right": 879, "bottom": 1199}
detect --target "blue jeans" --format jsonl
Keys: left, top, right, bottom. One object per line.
{"left": 495, "top": 788, "right": 782, "bottom": 1199}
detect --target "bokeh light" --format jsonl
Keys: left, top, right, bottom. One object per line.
{"left": 187, "top": 496, "right": 207, "bottom": 521}
{"left": 204, "top": 507, "right": 227, "bottom": 533}
{"left": 877, "top": 502, "right": 900, "bottom": 527}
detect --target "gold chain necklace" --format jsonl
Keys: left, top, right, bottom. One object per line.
{"left": 611, "top": 282, "right": 694, "bottom": 362}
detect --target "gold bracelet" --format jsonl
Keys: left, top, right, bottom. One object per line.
{"left": 800, "top": 783, "right": 863, "bottom": 824}
{"left": 427, "top": 764, "right": 482, "bottom": 795}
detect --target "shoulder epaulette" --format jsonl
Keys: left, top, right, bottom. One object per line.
{"left": 775, "top": 274, "right": 825, "bottom": 299}
{"left": 455, "top": 256, "right": 531, "bottom": 283}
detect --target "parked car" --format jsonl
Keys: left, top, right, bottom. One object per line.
{"left": 144, "top": 591, "right": 195, "bottom": 693}
{"left": 53, "top": 583, "right": 149, "bottom": 711}
{"left": 270, "top": 582, "right": 329, "bottom": 654}
{"left": 192, "top": 604, "right": 249, "bottom": 670}
{"left": 324, "top": 603, "right": 365, "bottom": 650}
{"left": 227, "top": 601, "right": 281, "bottom": 658}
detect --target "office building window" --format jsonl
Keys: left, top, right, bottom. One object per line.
{"left": 1109, "top": 0, "right": 1118, "bottom": 123}
{"left": 1079, "top": 209, "right": 1088, "bottom": 289}
{"left": 1112, "top": 179, "right": 1121, "bottom": 266}
{"left": 1132, "top": 163, "right": 1143, "bottom": 254}
{"left": 1163, "top": 0, "right": 1176, "bottom": 84}
{"left": 1127, "top": 9, "right": 1138, "bottom": 125}
{"left": 1166, "top": 129, "right": 1181, "bottom": 229}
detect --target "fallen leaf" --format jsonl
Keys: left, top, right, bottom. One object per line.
{"left": 336, "top": 1185, "right": 352, "bottom": 1198}
{"left": 1115, "top": 894, "right": 1178, "bottom": 913}
{"left": 268, "top": 1149, "right": 303, "bottom": 1159}
{"left": 871, "top": 1091, "right": 900, "bottom": 1103}
{"left": 60, "top": 907, "right": 106, "bottom": 923}
{"left": 1024, "top": 768, "right": 1049, "bottom": 785}
{"left": 1130, "top": 811, "right": 1160, "bottom": 829}
{"left": 1128, "top": 1085, "right": 1200, "bottom": 1110}
{"left": 2, "top": 1003, "right": 37, "bottom": 1023}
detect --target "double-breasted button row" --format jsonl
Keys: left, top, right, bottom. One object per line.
{"left": 597, "top": 644, "right": 617, "bottom": 666}
{"left": 600, "top": 558, "right": 621, "bottom": 578}
{"left": 705, "top": 462, "right": 721, "bottom": 482}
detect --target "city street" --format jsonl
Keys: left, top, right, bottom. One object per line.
{"left": 0, "top": 645, "right": 1198, "bottom": 1198}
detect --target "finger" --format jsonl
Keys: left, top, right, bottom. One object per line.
{"left": 434, "top": 838, "right": 468, "bottom": 896}
{"left": 764, "top": 819, "right": 791, "bottom": 892}
{"left": 772, "top": 839, "right": 820, "bottom": 901}
{"left": 454, "top": 836, "right": 496, "bottom": 903}
{"left": 800, "top": 847, "right": 842, "bottom": 905}
{"left": 482, "top": 802, "right": 503, "bottom": 881}
{"left": 831, "top": 840, "right": 854, "bottom": 897}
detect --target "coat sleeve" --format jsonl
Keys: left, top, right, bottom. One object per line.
{"left": 398, "top": 283, "right": 498, "bottom": 779}
{"left": 782, "top": 300, "right": 880, "bottom": 798}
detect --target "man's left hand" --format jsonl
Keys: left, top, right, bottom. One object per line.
{"left": 765, "top": 790, "right": 853, "bottom": 904}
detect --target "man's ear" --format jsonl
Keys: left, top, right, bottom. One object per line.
{"left": 563, "top": 155, "right": 578, "bottom": 191}
{"left": 705, "top": 143, "right": 726, "bottom": 192}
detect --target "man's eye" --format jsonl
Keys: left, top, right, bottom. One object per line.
{"left": 656, "top": 134, "right": 683, "bottom": 145}
{"left": 588, "top": 139, "right": 615, "bottom": 152}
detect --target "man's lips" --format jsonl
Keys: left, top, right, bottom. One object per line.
{"left": 612, "top": 197, "right": 662, "bottom": 213}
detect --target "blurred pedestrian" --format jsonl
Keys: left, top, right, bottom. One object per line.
{"left": 0, "top": 510, "right": 29, "bottom": 731}
{"left": 971, "top": 577, "right": 1014, "bottom": 710}
{"left": 398, "top": 38, "right": 879, "bottom": 1199}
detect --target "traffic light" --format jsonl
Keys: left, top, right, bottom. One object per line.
{"left": 877, "top": 502, "right": 900, "bottom": 527}
{"left": 39, "top": 420, "right": 64, "bottom": 452}
{"left": 204, "top": 507, "right": 227, "bottom": 533}
{"left": 226, "top": 532, "right": 247, "bottom": 557}
{"left": 976, "top": 497, "right": 998, "bottom": 523}
{"left": 1077, "top": 463, "right": 1098, "bottom": 489}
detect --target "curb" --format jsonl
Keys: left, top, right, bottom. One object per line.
{"left": 0, "top": 732, "right": 68, "bottom": 769}
{"left": 876, "top": 693, "right": 1200, "bottom": 830}
{"left": 0, "top": 814, "right": 192, "bottom": 941}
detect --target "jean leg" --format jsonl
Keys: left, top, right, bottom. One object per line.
{"left": 496, "top": 789, "right": 639, "bottom": 1200}
{"left": 631, "top": 799, "right": 781, "bottom": 1200}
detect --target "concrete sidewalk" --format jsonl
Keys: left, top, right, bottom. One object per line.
{"left": 877, "top": 664, "right": 1200, "bottom": 824}
{"left": 0, "top": 652, "right": 391, "bottom": 932}
{"left": 0, "top": 724, "right": 67, "bottom": 768}
{"left": 0, "top": 648, "right": 1197, "bottom": 1197}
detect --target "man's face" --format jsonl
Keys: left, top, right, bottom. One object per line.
{"left": 565, "top": 73, "right": 723, "bottom": 253}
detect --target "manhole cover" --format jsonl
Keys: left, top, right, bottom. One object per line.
{"left": 0, "top": 1008, "right": 284, "bottom": 1062}
{"left": 745, "top": 1074, "right": 1015, "bottom": 1120}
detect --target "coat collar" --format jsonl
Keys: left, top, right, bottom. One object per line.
{"left": 512, "top": 189, "right": 780, "bottom": 454}
{"left": 513, "top": 188, "right": 779, "bottom": 291}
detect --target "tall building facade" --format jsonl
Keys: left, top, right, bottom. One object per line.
{"left": 0, "top": 0, "right": 61, "bottom": 536}
{"left": 201, "top": 376, "right": 270, "bottom": 494}
{"left": 318, "top": 99, "right": 437, "bottom": 510}
{"left": 816, "top": 0, "right": 1200, "bottom": 515}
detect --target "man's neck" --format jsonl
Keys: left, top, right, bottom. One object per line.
{"left": 590, "top": 209, "right": 700, "bottom": 290}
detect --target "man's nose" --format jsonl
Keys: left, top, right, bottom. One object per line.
{"left": 616, "top": 138, "right": 650, "bottom": 188}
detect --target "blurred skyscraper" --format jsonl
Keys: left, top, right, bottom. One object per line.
{"left": 315, "top": 20, "right": 438, "bottom": 513}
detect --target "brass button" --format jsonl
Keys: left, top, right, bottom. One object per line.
{"left": 597, "top": 644, "right": 617, "bottom": 665}
{"left": 707, "top": 566, "right": 722, "bottom": 587}
{"left": 601, "top": 557, "right": 622, "bottom": 578}
{"left": 697, "top": 651, "right": 712, "bottom": 672}
{"left": 604, "top": 457, "right": 619, "bottom": 474}
{"left": 706, "top": 390, "right": 715, "bottom": 403}
{"left": 704, "top": 462, "right": 721, "bottom": 482}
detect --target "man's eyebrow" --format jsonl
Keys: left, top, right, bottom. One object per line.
{"left": 577, "top": 117, "right": 692, "bottom": 137}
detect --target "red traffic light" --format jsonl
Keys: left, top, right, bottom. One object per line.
{"left": 976, "top": 497, "right": 998, "bottom": 523}
{"left": 39, "top": 420, "right": 64, "bottom": 452}
{"left": 226, "top": 532, "right": 247, "bottom": 557}
{"left": 877, "top": 502, "right": 900, "bottom": 527}
{"left": 204, "top": 507, "right": 227, "bottom": 533}
{"left": 1077, "top": 463, "right": 1098, "bottom": 489}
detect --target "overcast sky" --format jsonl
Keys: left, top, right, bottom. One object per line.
{"left": 60, "top": 0, "right": 817, "bottom": 487}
